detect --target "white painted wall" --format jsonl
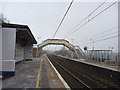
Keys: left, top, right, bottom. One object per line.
{"left": 1, "top": 28, "right": 16, "bottom": 73}
{"left": 1, "top": 27, "right": 34, "bottom": 63}
{"left": 0, "top": 27, "right": 2, "bottom": 60}
{"left": 2, "top": 28, "right": 16, "bottom": 60}
{"left": 118, "top": 1, "right": 120, "bottom": 63}
{"left": 0, "top": 24, "right": 2, "bottom": 75}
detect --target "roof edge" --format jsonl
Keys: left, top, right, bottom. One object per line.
{"left": 2, "top": 23, "right": 37, "bottom": 44}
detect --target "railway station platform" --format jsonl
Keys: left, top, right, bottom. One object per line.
{"left": 1, "top": 54, "right": 120, "bottom": 89}
{"left": 2, "top": 54, "right": 67, "bottom": 89}
{"left": 57, "top": 55, "right": 120, "bottom": 72}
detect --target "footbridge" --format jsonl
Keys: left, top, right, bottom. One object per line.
{"left": 38, "top": 39, "right": 84, "bottom": 59}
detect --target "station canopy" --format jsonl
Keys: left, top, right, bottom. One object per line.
{"left": 2, "top": 23, "right": 37, "bottom": 46}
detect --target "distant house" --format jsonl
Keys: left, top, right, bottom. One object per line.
{"left": 0, "top": 21, "right": 37, "bottom": 76}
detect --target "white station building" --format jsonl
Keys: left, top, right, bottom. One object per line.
{"left": 0, "top": 20, "right": 37, "bottom": 76}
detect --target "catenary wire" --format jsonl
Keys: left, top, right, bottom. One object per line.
{"left": 63, "top": 0, "right": 107, "bottom": 38}
{"left": 52, "top": 0, "right": 74, "bottom": 39}
{"left": 82, "top": 26, "right": 119, "bottom": 41}
{"left": 64, "top": 0, "right": 119, "bottom": 38}
{"left": 84, "top": 35, "right": 119, "bottom": 46}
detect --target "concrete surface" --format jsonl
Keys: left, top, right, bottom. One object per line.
{"left": 2, "top": 54, "right": 66, "bottom": 89}
{"left": 43, "top": 55, "right": 66, "bottom": 88}
{"left": 2, "top": 58, "right": 41, "bottom": 88}
{"left": 57, "top": 55, "right": 120, "bottom": 72}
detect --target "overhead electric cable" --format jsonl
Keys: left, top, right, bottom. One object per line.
{"left": 95, "top": 35, "right": 119, "bottom": 43}
{"left": 74, "top": 26, "right": 119, "bottom": 46}
{"left": 82, "top": 26, "right": 119, "bottom": 41}
{"left": 63, "top": 0, "right": 107, "bottom": 38}
{"left": 65, "top": 0, "right": 119, "bottom": 38}
{"left": 85, "top": 35, "right": 119, "bottom": 45}
{"left": 89, "top": 31, "right": 117, "bottom": 40}
{"left": 52, "top": 0, "right": 74, "bottom": 39}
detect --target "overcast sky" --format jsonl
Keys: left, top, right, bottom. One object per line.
{"left": 0, "top": 0, "right": 118, "bottom": 52}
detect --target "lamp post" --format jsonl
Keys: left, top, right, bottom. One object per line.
{"left": 90, "top": 39, "right": 94, "bottom": 50}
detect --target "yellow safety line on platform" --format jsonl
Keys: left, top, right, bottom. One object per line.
{"left": 35, "top": 60, "right": 42, "bottom": 88}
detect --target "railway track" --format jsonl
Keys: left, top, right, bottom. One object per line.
{"left": 47, "top": 54, "right": 120, "bottom": 89}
